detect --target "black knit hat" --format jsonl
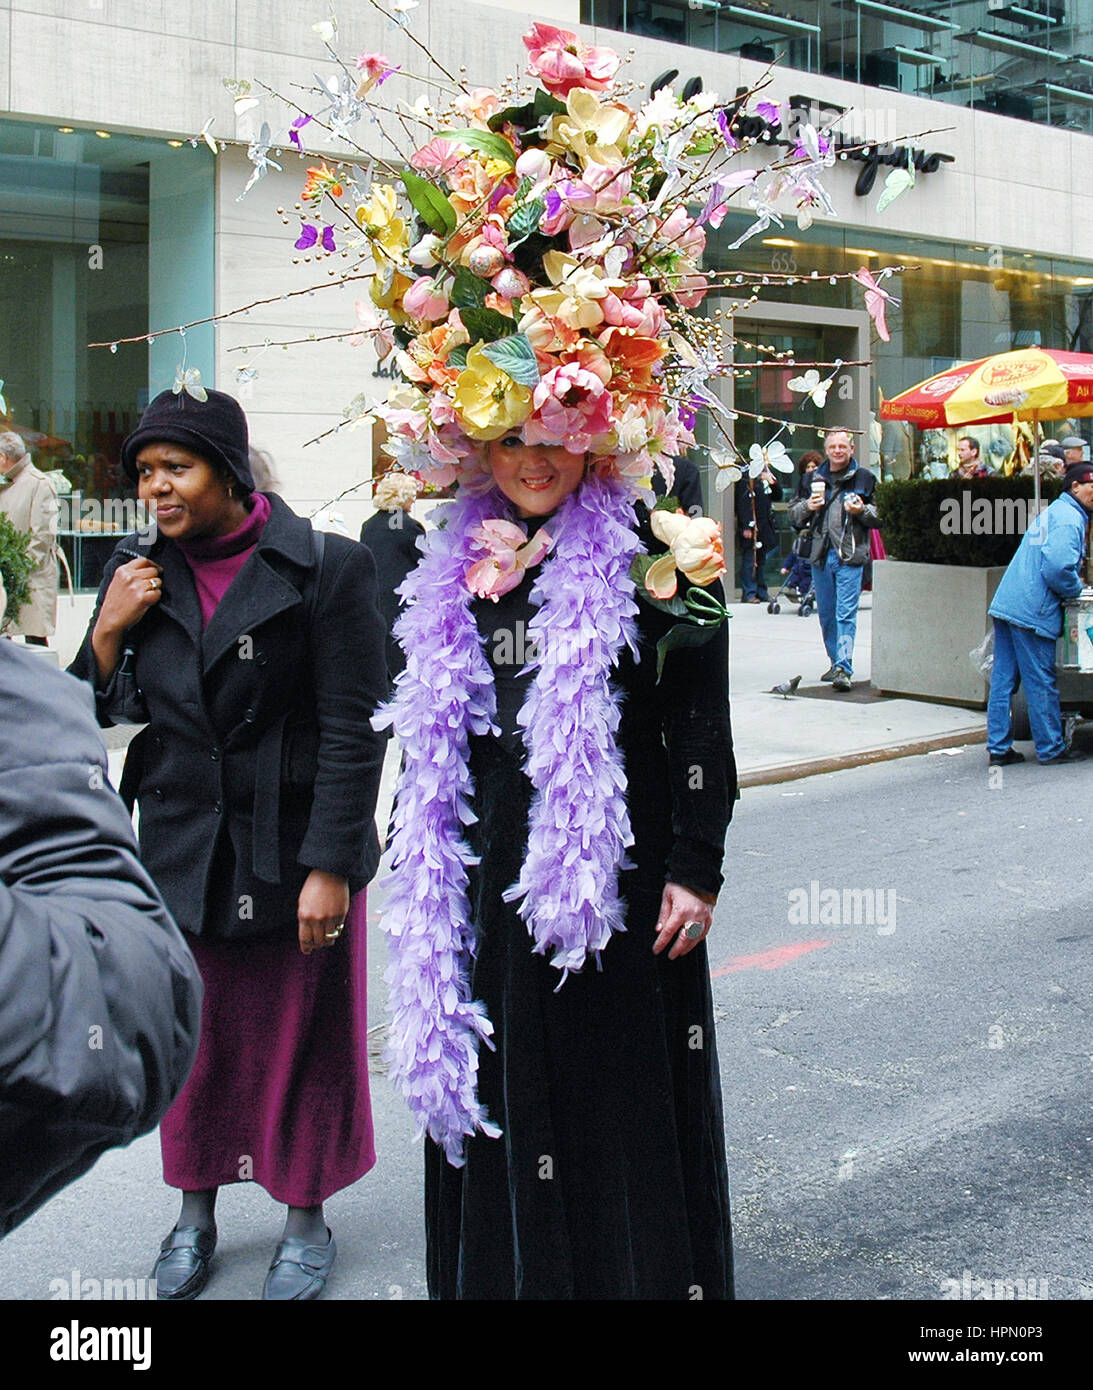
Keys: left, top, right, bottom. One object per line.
{"left": 121, "top": 389, "right": 254, "bottom": 491}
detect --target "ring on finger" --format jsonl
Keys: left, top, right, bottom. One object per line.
{"left": 682, "top": 920, "right": 707, "bottom": 941}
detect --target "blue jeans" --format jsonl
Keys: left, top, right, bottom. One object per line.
{"left": 739, "top": 543, "right": 769, "bottom": 599}
{"left": 986, "top": 618, "right": 1065, "bottom": 762}
{"left": 811, "top": 547, "right": 864, "bottom": 674}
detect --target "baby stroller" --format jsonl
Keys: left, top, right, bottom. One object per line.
{"left": 767, "top": 531, "right": 815, "bottom": 617}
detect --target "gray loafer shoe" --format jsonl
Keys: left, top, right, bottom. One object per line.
{"left": 262, "top": 1228, "right": 336, "bottom": 1301}
{"left": 153, "top": 1225, "right": 217, "bottom": 1301}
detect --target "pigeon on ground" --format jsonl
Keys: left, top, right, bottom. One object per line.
{"left": 770, "top": 675, "right": 802, "bottom": 699}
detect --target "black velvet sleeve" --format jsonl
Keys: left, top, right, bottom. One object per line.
{"left": 656, "top": 581, "right": 736, "bottom": 897}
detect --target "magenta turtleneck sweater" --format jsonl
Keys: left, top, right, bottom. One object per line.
{"left": 176, "top": 491, "right": 272, "bottom": 628}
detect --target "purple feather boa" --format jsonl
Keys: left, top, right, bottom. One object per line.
{"left": 374, "top": 476, "right": 642, "bottom": 1164}
{"left": 503, "top": 477, "right": 641, "bottom": 973}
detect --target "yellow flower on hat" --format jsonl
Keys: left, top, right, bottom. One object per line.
{"left": 356, "top": 183, "right": 409, "bottom": 258}
{"left": 528, "top": 251, "right": 623, "bottom": 331}
{"left": 452, "top": 343, "right": 534, "bottom": 440}
{"left": 549, "top": 89, "right": 631, "bottom": 167}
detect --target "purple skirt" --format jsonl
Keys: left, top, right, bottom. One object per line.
{"left": 160, "top": 892, "right": 374, "bottom": 1206}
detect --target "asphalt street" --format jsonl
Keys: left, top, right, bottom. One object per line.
{"left": 2, "top": 744, "right": 1089, "bottom": 1312}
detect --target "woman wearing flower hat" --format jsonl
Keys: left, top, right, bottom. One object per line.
{"left": 366, "top": 23, "right": 743, "bottom": 1299}
{"left": 69, "top": 387, "right": 388, "bottom": 1300}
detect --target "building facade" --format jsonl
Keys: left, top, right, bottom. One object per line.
{"left": 1, "top": 0, "right": 1090, "bottom": 577}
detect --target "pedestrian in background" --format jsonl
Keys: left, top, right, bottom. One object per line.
{"left": 69, "top": 389, "right": 388, "bottom": 1300}
{"left": 955, "top": 436, "right": 990, "bottom": 479}
{"left": 788, "top": 428, "right": 879, "bottom": 691}
{"left": 359, "top": 470, "right": 424, "bottom": 684}
{"left": 0, "top": 431, "right": 58, "bottom": 646}
{"left": 986, "top": 462, "right": 1093, "bottom": 766}
{"left": 735, "top": 466, "right": 781, "bottom": 602}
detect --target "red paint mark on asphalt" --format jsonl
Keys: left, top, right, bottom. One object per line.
{"left": 711, "top": 939, "right": 833, "bottom": 977}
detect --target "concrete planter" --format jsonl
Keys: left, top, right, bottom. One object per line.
{"left": 871, "top": 560, "right": 1006, "bottom": 707}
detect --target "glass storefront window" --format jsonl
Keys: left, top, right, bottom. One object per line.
{"left": 583, "top": 2, "right": 1093, "bottom": 133}
{"left": 703, "top": 212, "right": 1093, "bottom": 478}
{"left": 0, "top": 120, "right": 214, "bottom": 585}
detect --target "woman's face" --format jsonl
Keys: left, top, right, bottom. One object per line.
{"left": 136, "top": 443, "right": 242, "bottom": 540}
{"left": 486, "top": 436, "right": 586, "bottom": 518}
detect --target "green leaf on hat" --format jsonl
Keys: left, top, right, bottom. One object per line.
{"left": 481, "top": 333, "right": 540, "bottom": 387}
{"left": 488, "top": 89, "right": 566, "bottom": 136}
{"left": 436, "top": 129, "right": 516, "bottom": 167}
{"left": 450, "top": 266, "right": 490, "bottom": 309}
{"left": 507, "top": 198, "right": 545, "bottom": 247}
{"left": 401, "top": 168, "right": 457, "bottom": 236}
{"left": 459, "top": 306, "right": 518, "bottom": 343}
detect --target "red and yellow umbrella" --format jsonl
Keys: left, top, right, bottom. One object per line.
{"left": 879, "top": 348, "right": 1093, "bottom": 429}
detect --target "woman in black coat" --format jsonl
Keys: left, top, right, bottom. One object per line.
{"left": 69, "top": 389, "right": 388, "bottom": 1301}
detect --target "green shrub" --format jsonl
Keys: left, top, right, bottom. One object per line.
{"left": 0, "top": 513, "right": 33, "bottom": 630}
{"left": 875, "top": 476, "right": 1064, "bottom": 567}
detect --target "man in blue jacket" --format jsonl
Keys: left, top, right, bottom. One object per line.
{"left": 987, "top": 463, "right": 1093, "bottom": 765}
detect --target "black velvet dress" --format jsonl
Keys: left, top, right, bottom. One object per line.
{"left": 424, "top": 516, "right": 737, "bottom": 1301}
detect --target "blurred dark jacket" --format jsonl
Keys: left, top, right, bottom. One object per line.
{"left": 360, "top": 507, "right": 426, "bottom": 683}
{"left": 0, "top": 644, "right": 202, "bottom": 1237}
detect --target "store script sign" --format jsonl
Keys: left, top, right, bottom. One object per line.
{"left": 729, "top": 91, "right": 955, "bottom": 197}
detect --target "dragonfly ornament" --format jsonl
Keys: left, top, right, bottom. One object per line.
{"left": 173, "top": 365, "right": 208, "bottom": 403}
{"left": 787, "top": 362, "right": 842, "bottom": 410}
{"left": 238, "top": 124, "right": 284, "bottom": 201}
{"left": 853, "top": 268, "right": 900, "bottom": 343}
{"left": 876, "top": 154, "right": 915, "bottom": 214}
{"left": 748, "top": 440, "right": 793, "bottom": 477}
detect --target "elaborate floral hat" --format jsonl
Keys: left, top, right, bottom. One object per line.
{"left": 362, "top": 21, "right": 753, "bottom": 495}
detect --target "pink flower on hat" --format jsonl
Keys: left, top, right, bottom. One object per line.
{"left": 523, "top": 23, "right": 620, "bottom": 97}
{"left": 523, "top": 361, "right": 613, "bottom": 454}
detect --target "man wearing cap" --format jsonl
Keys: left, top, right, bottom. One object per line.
{"left": 1060, "top": 436, "right": 1087, "bottom": 466}
{"left": 986, "top": 462, "right": 1093, "bottom": 766}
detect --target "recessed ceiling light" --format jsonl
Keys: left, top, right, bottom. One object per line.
{"left": 166, "top": 139, "right": 184, "bottom": 147}
{"left": 94, "top": 130, "right": 111, "bottom": 139}
{"left": 57, "top": 126, "right": 75, "bottom": 134}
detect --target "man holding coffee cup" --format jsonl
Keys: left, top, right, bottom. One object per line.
{"left": 788, "top": 428, "right": 880, "bottom": 692}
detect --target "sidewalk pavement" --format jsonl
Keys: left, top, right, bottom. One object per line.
{"left": 50, "top": 590, "right": 987, "bottom": 793}
{"left": 724, "top": 594, "right": 986, "bottom": 786}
